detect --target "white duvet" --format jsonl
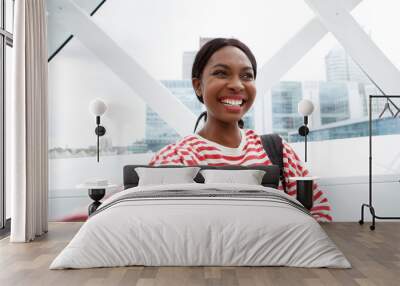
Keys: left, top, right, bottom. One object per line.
{"left": 50, "top": 183, "right": 351, "bottom": 269}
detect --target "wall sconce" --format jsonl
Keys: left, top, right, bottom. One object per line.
{"left": 298, "top": 99, "right": 314, "bottom": 162}
{"left": 89, "top": 99, "right": 107, "bottom": 162}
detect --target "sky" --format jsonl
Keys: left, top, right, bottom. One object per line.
{"left": 88, "top": 0, "right": 400, "bottom": 80}
{"left": 48, "top": 0, "right": 400, "bottom": 148}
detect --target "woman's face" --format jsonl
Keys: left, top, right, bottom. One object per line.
{"left": 193, "top": 46, "right": 256, "bottom": 126}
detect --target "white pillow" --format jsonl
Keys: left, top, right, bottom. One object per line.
{"left": 135, "top": 167, "right": 200, "bottom": 186}
{"left": 200, "top": 169, "right": 266, "bottom": 185}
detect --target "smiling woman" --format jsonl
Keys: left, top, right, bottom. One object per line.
{"left": 149, "top": 38, "right": 332, "bottom": 222}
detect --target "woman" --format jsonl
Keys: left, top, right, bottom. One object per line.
{"left": 149, "top": 38, "right": 331, "bottom": 222}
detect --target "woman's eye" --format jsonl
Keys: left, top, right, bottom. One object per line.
{"left": 241, "top": 73, "right": 254, "bottom": 80}
{"left": 212, "top": 70, "right": 227, "bottom": 77}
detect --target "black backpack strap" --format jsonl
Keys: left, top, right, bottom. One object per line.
{"left": 260, "top": 134, "right": 287, "bottom": 193}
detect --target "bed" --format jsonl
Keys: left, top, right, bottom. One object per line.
{"left": 50, "top": 165, "right": 350, "bottom": 269}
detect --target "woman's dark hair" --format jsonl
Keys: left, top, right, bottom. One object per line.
{"left": 192, "top": 38, "right": 256, "bottom": 132}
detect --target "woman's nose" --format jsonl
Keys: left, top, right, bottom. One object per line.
{"left": 227, "top": 75, "right": 244, "bottom": 91}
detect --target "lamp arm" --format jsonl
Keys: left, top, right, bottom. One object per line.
{"left": 97, "top": 127, "right": 100, "bottom": 162}
{"left": 305, "top": 133, "right": 307, "bottom": 162}
{"left": 97, "top": 116, "right": 100, "bottom": 162}
{"left": 304, "top": 116, "right": 308, "bottom": 162}
{"left": 304, "top": 116, "right": 308, "bottom": 125}
{"left": 94, "top": 116, "right": 106, "bottom": 163}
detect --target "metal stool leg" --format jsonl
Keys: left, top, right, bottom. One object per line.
{"left": 369, "top": 206, "right": 376, "bottom": 231}
{"left": 359, "top": 204, "right": 366, "bottom": 225}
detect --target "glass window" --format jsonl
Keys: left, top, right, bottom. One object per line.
{"left": 351, "top": 0, "right": 400, "bottom": 112}
{"left": 5, "top": 0, "right": 13, "bottom": 33}
{"left": 47, "top": 0, "right": 105, "bottom": 59}
{"left": 0, "top": 37, "right": 3, "bottom": 228}
{"left": 0, "top": 0, "right": 4, "bottom": 228}
{"left": 75, "top": 0, "right": 106, "bottom": 16}
{"left": 90, "top": 0, "right": 314, "bottom": 81}
{"left": 271, "top": 82, "right": 303, "bottom": 140}
{"left": 46, "top": 1, "right": 400, "bottom": 221}
{"left": 47, "top": 0, "right": 315, "bottom": 158}
{"left": 284, "top": 30, "right": 400, "bottom": 178}
{"left": 280, "top": 32, "right": 390, "bottom": 142}
{"left": 47, "top": 0, "right": 316, "bottom": 221}
{"left": 352, "top": 0, "right": 400, "bottom": 72}
{"left": 5, "top": 44, "right": 11, "bottom": 220}
{"left": 1, "top": 0, "right": 14, "bottom": 227}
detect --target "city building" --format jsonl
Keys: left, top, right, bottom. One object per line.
{"left": 325, "top": 46, "right": 371, "bottom": 84}
{"left": 289, "top": 116, "right": 400, "bottom": 142}
{"left": 271, "top": 81, "right": 304, "bottom": 140}
{"left": 182, "top": 37, "right": 215, "bottom": 79}
{"left": 270, "top": 81, "right": 361, "bottom": 140}
{"left": 182, "top": 51, "right": 196, "bottom": 80}
{"left": 324, "top": 46, "right": 400, "bottom": 121}
{"left": 145, "top": 80, "right": 204, "bottom": 151}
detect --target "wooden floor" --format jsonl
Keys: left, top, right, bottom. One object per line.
{"left": 0, "top": 222, "right": 399, "bottom": 286}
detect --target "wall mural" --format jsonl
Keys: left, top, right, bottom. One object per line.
{"left": 47, "top": 0, "right": 400, "bottom": 221}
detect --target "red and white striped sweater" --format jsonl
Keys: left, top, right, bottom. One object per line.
{"left": 149, "top": 129, "right": 332, "bottom": 222}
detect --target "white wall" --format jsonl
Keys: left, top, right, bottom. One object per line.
{"left": 291, "top": 134, "right": 400, "bottom": 221}
{"left": 321, "top": 177, "right": 399, "bottom": 222}
{"left": 291, "top": 135, "right": 400, "bottom": 178}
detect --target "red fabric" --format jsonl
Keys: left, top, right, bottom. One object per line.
{"left": 60, "top": 213, "right": 88, "bottom": 222}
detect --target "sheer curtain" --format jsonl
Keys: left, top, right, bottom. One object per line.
{"left": 8, "top": 0, "right": 48, "bottom": 242}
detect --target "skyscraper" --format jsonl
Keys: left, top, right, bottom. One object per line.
{"left": 269, "top": 81, "right": 361, "bottom": 140}
{"left": 325, "top": 46, "right": 371, "bottom": 84}
{"left": 182, "top": 51, "right": 196, "bottom": 80}
{"left": 145, "top": 80, "right": 204, "bottom": 151}
{"left": 182, "top": 37, "right": 216, "bottom": 79}
{"left": 318, "top": 82, "right": 351, "bottom": 125}
{"left": 324, "top": 46, "right": 394, "bottom": 119}
{"left": 199, "top": 37, "right": 214, "bottom": 48}
{"left": 271, "top": 82, "right": 304, "bottom": 140}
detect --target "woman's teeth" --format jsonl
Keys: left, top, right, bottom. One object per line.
{"left": 220, "top": 99, "right": 243, "bottom": 106}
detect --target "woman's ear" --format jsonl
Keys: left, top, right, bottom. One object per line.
{"left": 192, "top": 78, "right": 202, "bottom": 97}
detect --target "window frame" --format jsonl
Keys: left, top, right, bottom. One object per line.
{"left": 0, "top": 0, "right": 13, "bottom": 232}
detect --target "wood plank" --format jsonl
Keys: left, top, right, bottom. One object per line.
{"left": 0, "top": 222, "right": 399, "bottom": 286}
